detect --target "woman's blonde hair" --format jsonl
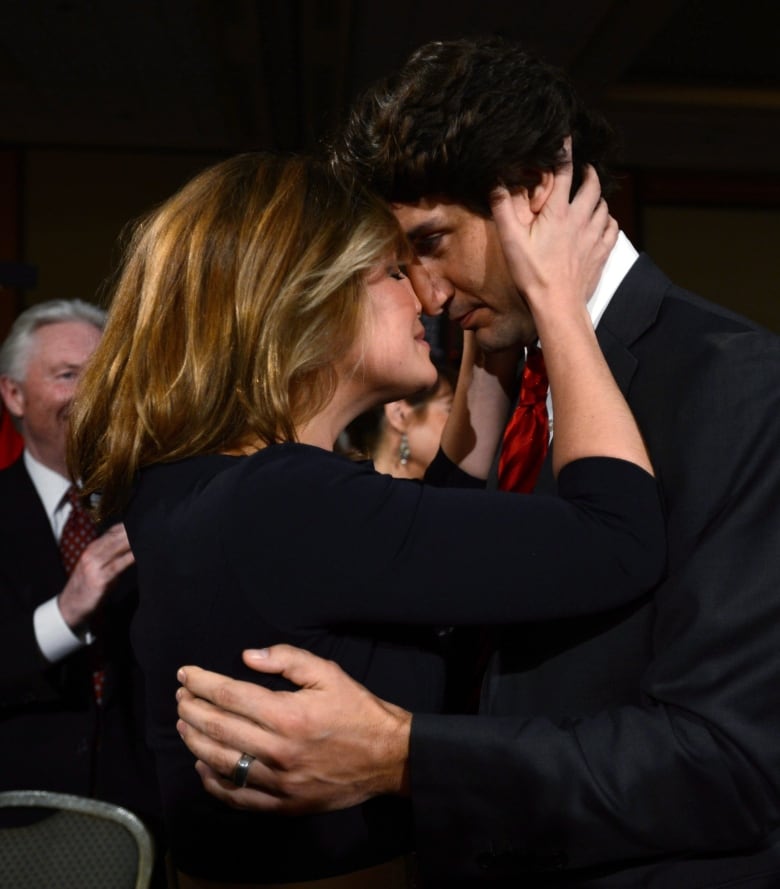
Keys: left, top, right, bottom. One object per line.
{"left": 69, "top": 152, "right": 408, "bottom": 519}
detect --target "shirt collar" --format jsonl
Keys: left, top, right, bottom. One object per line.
{"left": 23, "top": 449, "right": 71, "bottom": 528}
{"left": 586, "top": 231, "right": 639, "bottom": 329}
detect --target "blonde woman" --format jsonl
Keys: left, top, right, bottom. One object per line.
{"left": 70, "top": 153, "right": 663, "bottom": 887}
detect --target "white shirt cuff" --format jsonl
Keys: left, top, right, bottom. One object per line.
{"left": 33, "top": 596, "right": 93, "bottom": 662}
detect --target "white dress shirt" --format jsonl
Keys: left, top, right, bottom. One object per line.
{"left": 25, "top": 450, "right": 88, "bottom": 662}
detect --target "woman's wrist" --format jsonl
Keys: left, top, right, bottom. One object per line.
{"left": 534, "top": 304, "right": 595, "bottom": 353}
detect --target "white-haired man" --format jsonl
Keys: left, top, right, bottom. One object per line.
{"left": 0, "top": 299, "right": 160, "bottom": 838}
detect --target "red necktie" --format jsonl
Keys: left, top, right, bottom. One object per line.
{"left": 59, "top": 487, "right": 105, "bottom": 705}
{"left": 497, "top": 346, "right": 549, "bottom": 493}
{"left": 461, "top": 353, "right": 551, "bottom": 713}
{"left": 59, "top": 487, "right": 98, "bottom": 573}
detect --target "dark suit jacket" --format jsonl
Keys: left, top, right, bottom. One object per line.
{"left": 0, "top": 458, "right": 160, "bottom": 827}
{"left": 410, "top": 255, "right": 780, "bottom": 887}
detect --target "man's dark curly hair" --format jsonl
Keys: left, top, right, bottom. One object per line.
{"left": 330, "top": 36, "right": 618, "bottom": 216}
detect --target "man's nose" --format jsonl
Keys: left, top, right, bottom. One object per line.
{"left": 407, "top": 262, "right": 453, "bottom": 316}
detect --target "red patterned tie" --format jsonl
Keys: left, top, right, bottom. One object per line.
{"left": 59, "top": 487, "right": 98, "bottom": 573}
{"left": 497, "top": 346, "right": 549, "bottom": 493}
{"left": 59, "top": 487, "right": 105, "bottom": 705}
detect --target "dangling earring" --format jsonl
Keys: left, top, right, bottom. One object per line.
{"left": 399, "top": 433, "right": 411, "bottom": 466}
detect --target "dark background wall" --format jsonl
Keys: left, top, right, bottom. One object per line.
{"left": 1, "top": 0, "right": 778, "bottom": 336}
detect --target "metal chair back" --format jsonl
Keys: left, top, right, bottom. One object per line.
{"left": 0, "top": 789, "right": 154, "bottom": 889}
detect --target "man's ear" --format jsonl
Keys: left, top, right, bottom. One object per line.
{"left": 384, "top": 400, "right": 412, "bottom": 434}
{"left": 0, "top": 376, "right": 24, "bottom": 419}
{"left": 500, "top": 170, "right": 555, "bottom": 223}
{"left": 528, "top": 169, "right": 555, "bottom": 213}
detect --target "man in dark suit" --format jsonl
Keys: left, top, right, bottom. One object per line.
{"left": 0, "top": 299, "right": 160, "bottom": 831}
{"left": 173, "top": 38, "right": 780, "bottom": 887}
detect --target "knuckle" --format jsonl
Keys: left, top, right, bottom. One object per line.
{"left": 282, "top": 708, "right": 308, "bottom": 740}
{"left": 212, "top": 681, "right": 241, "bottom": 711}
{"left": 202, "top": 714, "right": 230, "bottom": 743}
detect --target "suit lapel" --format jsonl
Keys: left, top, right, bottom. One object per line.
{"left": 0, "top": 459, "right": 66, "bottom": 607}
{"left": 596, "top": 253, "right": 671, "bottom": 397}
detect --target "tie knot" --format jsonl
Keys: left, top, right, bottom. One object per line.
{"left": 64, "top": 485, "right": 89, "bottom": 512}
{"left": 60, "top": 486, "right": 98, "bottom": 575}
{"left": 518, "top": 347, "right": 548, "bottom": 405}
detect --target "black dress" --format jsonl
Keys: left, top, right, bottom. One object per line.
{"left": 124, "top": 443, "right": 664, "bottom": 883}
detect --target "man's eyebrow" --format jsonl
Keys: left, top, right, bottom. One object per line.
{"left": 49, "top": 361, "right": 80, "bottom": 371}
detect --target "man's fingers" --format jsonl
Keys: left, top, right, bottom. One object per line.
{"left": 76, "top": 533, "right": 135, "bottom": 582}
{"left": 180, "top": 714, "right": 325, "bottom": 813}
{"left": 195, "top": 761, "right": 277, "bottom": 811}
{"left": 591, "top": 195, "right": 609, "bottom": 228}
{"left": 489, "top": 185, "right": 531, "bottom": 272}
{"left": 194, "top": 761, "right": 294, "bottom": 813}
{"left": 489, "top": 183, "right": 528, "bottom": 225}
{"left": 100, "top": 541, "right": 136, "bottom": 578}
{"left": 176, "top": 692, "right": 303, "bottom": 796}
{"left": 242, "top": 643, "right": 344, "bottom": 691}
{"left": 176, "top": 686, "right": 277, "bottom": 754}
{"left": 110, "top": 549, "right": 136, "bottom": 575}
{"left": 81, "top": 525, "right": 133, "bottom": 563}
{"left": 605, "top": 213, "right": 619, "bottom": 243}
{"left": 569, "top": 164, "right": 602, "bottom": 216}
{"left": 177, "top": 667, "right": 283, "bottom": 728}
{"left": 100, "top": 523, "right": 132, "bottom": 547}
{"left": 181, "top": 644, "right": 340, "bottom": 697}
{"left": 545, "top": 154, "right": 574, "bottom": 214}
{"left": 176, "top": 708, "right": 241, "bottom": 773}
{"left": 177, "top": 647, "right": 349, "bottom": 742}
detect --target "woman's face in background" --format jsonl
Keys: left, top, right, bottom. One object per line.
{"left": 403, "top": 377, "right": 454, "bottom": 473}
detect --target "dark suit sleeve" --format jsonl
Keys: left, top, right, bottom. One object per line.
{"left": 409, "top": 322, "right": 780, "bottom": 880}
{"left": 0, "top": 574, "right": 54, "bottom": 695}
{"left": 0, "top": 464, "right": 70, "bottom": 702}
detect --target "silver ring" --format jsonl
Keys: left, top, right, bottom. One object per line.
{"left": 232, "top": 752, "right": 255, "bottom": 788}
